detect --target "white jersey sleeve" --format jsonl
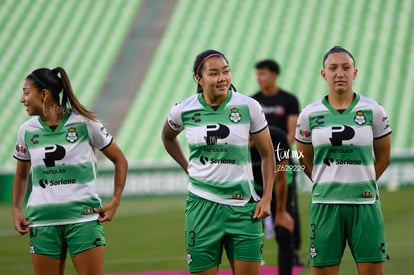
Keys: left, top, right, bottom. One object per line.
{"left": 295, "top": 107, "right": 312, "bottom": 144}
{"left": 249, "top": 99, "right": 267, "bottom": 133}
{"left": 373, "top": 103, "right": 391, "bottom": 139}
{"left": 13, "top": 124, "right": 31, "bottom": 161}
{"left": 167, "top": 102, "right": 184, "bottom": 132}
{"left": 86, "top": 119, "right": 113, "bottom": 150}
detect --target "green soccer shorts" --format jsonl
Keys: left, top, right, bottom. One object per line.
{"left": 185, "top": 192, "right": 263, "bottom": 273}
{"left": 308, "top": 201, "right": 387, "bottom": 267}
{"left": 29, "top": 220, "right": 106, "bottom": 260}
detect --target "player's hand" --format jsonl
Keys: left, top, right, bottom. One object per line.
{"left": 13, "top": 211, "right": 30, "bottom": 235}
{"left": 94, "top": 201, "right": 119, "bottom": 222}
{"left": 253, "top": 197, "right": 271, "bottom": 219}
{"left": 274, "top": 210, "right": 294, "bottom": 233}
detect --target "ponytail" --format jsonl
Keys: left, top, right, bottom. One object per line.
{"left": 27, "top": 67, "right": 98, "bottom": 121}
{"left": 52, "top": 67, "right": 98, "bottom": 121}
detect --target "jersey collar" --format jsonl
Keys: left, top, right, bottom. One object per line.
{"left": 198, "top": 90, "right": 233, "bottom": 112}
{"left": 322, "top": 93, "right": 360, "bottom": 115}
{"left": 38, "top": 109, "right": 72, "bottom": 133}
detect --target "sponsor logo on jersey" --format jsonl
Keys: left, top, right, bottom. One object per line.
{"left": 66, "top": 127, "right": 78, "bottom": 143}
{"left": 299, "top": 129, "right": 311, "bottom": 138}
{"left": 229, "top": 108, "right": 242, "bottom": 123}
{"left": 382, "top": 116, "right": 390, "bottom": 130}
{"left": 323, "top": 157, "right": 362, "bottom": 166}
{"left": 191, "top": 112, "right": 201, "bottom": 123}
{"left": 361, "top": 191, "right": 373, "bottom": 198}
{"left": 30, "top": 134, "right": 39, "bottom": 144}
{"left": 38, "top": 178, "right": 77, "bottom": 189}
{"left": 15, "top": 144, "right": 27, "bottom": 154}
{"left": 199, "top": 155, "right": 236, "bottom": 165}
{"left": 232, "top": 193, "right": 244, "bottom": 200}
{"left": 202, "top": 147, "right": 227, "bottom": 153}
{"left": 329, "top": 125, "right": 355, "bottom": 146}
{"left": 314, "top": 115, "right": 325, "bottom": 125}
{"left": 43, "top": 145, "right": 66, "bottom": 167}
{"left": 205, "top": 124, "right": 230, "bottom": 145}
{"left": 354, "top": 111, "right": 366, "bottom": 125}
{"left": 168, "top": 119, "right": 181, "bottom": 131}
{"left": 42, "top": 168, "right": 66, "bottom": 175}
{"left": 100, "top": 126, "right": 110, "bottom": 137}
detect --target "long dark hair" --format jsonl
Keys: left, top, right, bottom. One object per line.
{"left": 193, "top": 49, "right": 237, "bottom": 93}
{"left": 27, "top": 67, "right": 97, "bottom": 121}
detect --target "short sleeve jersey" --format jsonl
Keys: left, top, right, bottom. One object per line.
{"left": 252, "top": 89, "right": 299, "bottom": 133}
{"left": 167, "top": 90, "right": 268, "bottom": 206}
{"left": 13, "top": 109, "right": 113, "bottom": 227}
{"left": 295, "top": 93, "right": 391, "bottom": 204}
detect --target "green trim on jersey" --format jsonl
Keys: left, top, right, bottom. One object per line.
{"left": 182, "top": 105, "right": 251, "bottom": 127}
{"left": 31, "top": 163, "right": 96, "bottom": 187}
{"left": 189, "top": 176, "right": 251, "bottom": 200}
{"left": 38, "top": 110, "right": 72, "bottom": 133}
{"left": 189, "top": 144, "right": 249, "bottom": 165}
{"left": 24, "top": 122, "right": 89, "bottom": 149}
{"left": 197, "top": 91, "right": 233, "bottom": 112}
{"left": 312, "top": 181, "right": 377, "bottom": 203}
{"left": 26, "top": 197, "right": 101, "bottom": 225}
{"left": 309, "top": 110, "right": 373, "bottom": 129}
{"left": 313, "top": 144, "right": 373, "bottom": 165}
{"left": 321, "top": 93, "right": 360, "bottom": 115}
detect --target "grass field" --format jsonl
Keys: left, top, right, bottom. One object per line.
{"left": 0, "top": 188, "right": 413, "bottom": 275}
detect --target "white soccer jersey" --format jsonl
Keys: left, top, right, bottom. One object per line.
{"left": 167, "top": 90, "right": 268, "bottom": 206}
{"left": 13, "top": 110, "right": 113, "bottom": 227}
{"left": 295, "top": 93, "right": 391, "bottom": 204}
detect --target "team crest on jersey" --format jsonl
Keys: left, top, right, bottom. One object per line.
{"left": 354, "top": 111, "right": 366, "bottom": 125}
{"left": 66, "top": 127, "right": 78, "bottom": 143}
{"left": 187, "top": 251, "right": 193, "bottom": 264}
{"left": 229, "top": 108, "right": 242, "bottom": 123}
{"left": 310, "top": 243, "right": 318, "bottom": 258}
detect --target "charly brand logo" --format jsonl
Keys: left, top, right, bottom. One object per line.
{"left": 204, "top": 124, "right": 230, "bottom": 145}
{"left": 30, "top": 134, "right": 39, "bottom": 144}
{"left": 274, "top": 142, "right": 305, "bottom": 172}
{"left": 191, "top": 112, "right": 201, "bottom": 123}
{"left": 228, "top": 108, "right": 242, "bottom": 123}
{"left": 66, "top": 127, "right": 78, "bottom": 143}
{"left": 43, "top": 145, "right": 66, "bottom": 167}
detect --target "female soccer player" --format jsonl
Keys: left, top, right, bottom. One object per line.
{"left": 295, "top": 46, "right": 391, "bottom": 275}
{"left": 12, "top": 67, "right": 128, "bottom": 275}
{"left": 162, "top": 50, "right": 275, "bottom": 275}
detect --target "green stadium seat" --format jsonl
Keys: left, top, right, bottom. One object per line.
{"left": 0, "top": 0, "right": 142, "bottom": 167}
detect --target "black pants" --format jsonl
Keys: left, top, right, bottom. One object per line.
{"left": 270, "top": 181, "right": 301, "bottom": 275}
